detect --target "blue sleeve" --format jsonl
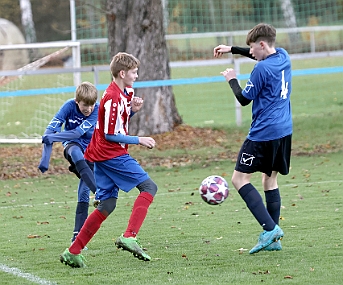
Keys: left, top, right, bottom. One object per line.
{"left": 42, "top": 129, "right": 81, "bottom": 144}
{"left": 105, "top": 133, "right": 139, "bottom": 144}
{"left": 46, "top": 100, "right": 71, "bottom": 132}
{"left": 38, "top": 143, "right": 53, "bottom": 173}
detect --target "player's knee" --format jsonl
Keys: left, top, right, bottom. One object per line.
{"left": 137, "top": 178, "right": 158, "bottom": 197}
{"left": 75, "top": 160, "right": 89, "bottom": 173}
{"left": 97, "top": 198, "right": 117, "bottom": 217}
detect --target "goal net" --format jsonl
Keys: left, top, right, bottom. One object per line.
{"left": 0, "top": 41, "right": 81, "bottom": 143}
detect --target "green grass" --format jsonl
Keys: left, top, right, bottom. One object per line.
{"left": 0, "top": 153, "right": 342, "bottom": 284}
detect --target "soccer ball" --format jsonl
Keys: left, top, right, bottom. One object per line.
{"left": 199, "top": 175, "right": 229, "bottom": 205}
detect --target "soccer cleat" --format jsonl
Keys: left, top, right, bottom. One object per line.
{"left": 115, "top": 234, "right": 151, "bottom": 261}
{"left": 249, "top": 225, "right": 284, "bottom": 254}
{"left": 264, "top": 240, "right": 282, "bottom": 251}
{"left": 60, "top": 248, "right": 86, "bottom": 268}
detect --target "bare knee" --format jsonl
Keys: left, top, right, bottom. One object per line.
{"left": 231, "top": 171, "right": 251, "bottom": 191}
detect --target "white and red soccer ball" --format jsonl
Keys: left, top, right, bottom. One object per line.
{"left": 199, "top": 175, "right": 229, "bottom": 205}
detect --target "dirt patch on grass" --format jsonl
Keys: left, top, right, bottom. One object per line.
{"left": 0, "top": 125, "right": 238, "bottom": 180}
{"left": 0, "top": 124, "right": 340, "bottom": 180}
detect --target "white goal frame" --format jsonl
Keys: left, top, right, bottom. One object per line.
{"left": 0, "top": 40, "right": 81, "bottom": 86}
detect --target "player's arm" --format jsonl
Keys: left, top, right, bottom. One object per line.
{"left": 214, "top": 45, "right": 256, "bottom": 60}
{"left": 228, "top": 79, "right": 251, "bottom": 106}
{"left": 105, "top": 133, "right": 139, "bottom": 144}
{"left": 105, "top": 133, "right": 155, "bottom": 149}
{"left": 42, "top": 129, "right": 81, "bottom": 145}
{"left": 221, "top": 68, "right": 251, "bottom": 106}
{"left": 231, "top": 46, "right": 256, "bottom": 60}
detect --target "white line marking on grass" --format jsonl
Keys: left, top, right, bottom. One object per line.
{"left": 0, "top": 263, "right": 57, "bottom": 285}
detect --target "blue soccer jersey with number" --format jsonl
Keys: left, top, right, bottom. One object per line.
{"left": 242, "top": 47, "right": 292, "bottom": 141}
{"left": 46, "top": 98, "right": 99, "bottom": 151}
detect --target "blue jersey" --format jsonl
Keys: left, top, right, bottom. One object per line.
{"left": 46, "top": 98, "right": 99, "bottom": 151}
{"left": 242, "top": 48, "right": 292, "bottom": 141}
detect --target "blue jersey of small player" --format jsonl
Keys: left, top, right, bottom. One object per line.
{"left": 46, "top": 98, "right": 99, "bottom": 151}
{"left": 242, "top": 47, "right": 292, "bottom": 141}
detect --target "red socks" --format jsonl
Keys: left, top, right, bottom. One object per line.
{"left": 69, "top": 192, "right": 154, "bottom": 254}
{"left": 123, "top": 192, "right": 154, "bottom": 238}
{"left": 69, "top": 209, "right": 106, "bottom": 254}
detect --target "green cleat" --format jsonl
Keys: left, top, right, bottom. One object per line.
{"left": 249, "top": 225, "right": 284, "bottom": 254}
{"left": 115, "top": 234, "right": 151, "bottom": 261}
{"left": 264, "top": 240, "right": 282, "bottom": 251}
{"left": 60, "top": 248, "right": 86, "bottom": 268}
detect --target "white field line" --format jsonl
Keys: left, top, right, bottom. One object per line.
{"left": 1, "top": 179, "right": 342, "bottom": 210}
{"left": 0, "top": 263, "right": 57, "bottom": 285}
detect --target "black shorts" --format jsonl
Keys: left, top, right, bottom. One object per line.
{"left": 235, "top": 134, "right": 292, "bottom": 177}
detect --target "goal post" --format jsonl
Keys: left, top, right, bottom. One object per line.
{"left": 0, "top": 41, "right": 82, "bottom": 143}
{"left": 0, "top": 41, "right": 81, "bottom": 86}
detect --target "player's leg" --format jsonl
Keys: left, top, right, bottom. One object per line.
{"left": 123, "top": 178, "right": 157, "bottom": 238}
{"left": 263, "top": 171, "right": 280, "bottom": 224}
{"left": 263, "top": 135, "right": 291, "bottom": 251}
{"left": 262, "top": 171, "right": 282, "bottom": 251}
{"left": 107, "top": 155, "right": 157, "bottom": 261}
{"left": 232, "top": 170, "right": 276, "bottom": 232}
{"left": 61, "top": 163, "right": 117, "bottom": 268}
{"left": 115, "top": 178, "right": 157, "bottom": 261}
{"left": 64, "top": 144, "right": 97, "bottom": 194}
{"left": 71, "top": 179, "right": 90, "bottom": 244}
{"left": 232, "top": 139, "right": 283, "bottom": 254}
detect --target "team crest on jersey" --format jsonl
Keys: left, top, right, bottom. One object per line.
{"left": 240, "top": 152, "right": 255, "bottom": 166}
{"left": 244, "top": 80, "right": 254, "bottom": 93}
{"left": 79, "top": 120, "right": 92, "bottom": 132}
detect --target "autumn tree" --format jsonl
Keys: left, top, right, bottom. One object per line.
{"left": 106, "top": 0, "right": 182, "bottom": 136}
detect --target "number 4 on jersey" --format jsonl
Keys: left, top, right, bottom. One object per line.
{"left": 281, "top": 70, "right": 288, "bottom": 99}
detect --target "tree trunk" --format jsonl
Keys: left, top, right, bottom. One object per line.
{"left": 279, "top": 0, "right": 301, "bottom": 44}
{"left": 106, "top": 0, "right": 182, "bottom": 136}
{"left": 19, "top": 0, "right": 36, "bottom": 43}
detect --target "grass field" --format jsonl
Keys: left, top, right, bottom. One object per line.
{"left": 0, "top": 152, "right": 342, "bottom": 285}
{"left": 0, "top": 56, "right": 343, "bottom": 284}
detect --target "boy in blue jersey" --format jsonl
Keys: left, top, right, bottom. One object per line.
{"left": 38, "top": 81, "right": 100, "bottom": 245}
{"left": 213, "top": 23, "right": 292, "bottom": 254}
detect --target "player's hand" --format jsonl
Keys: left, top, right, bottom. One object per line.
{"left": 139, "top": 137, "right": 156, "bottom": 149}
{"left": 131, "top": 97, "right": 144, "bottom": 112}
{"left": 213, "top": 45, "right": 232, "bottom": 58}
{"left": 42, "top": 134, "right": 54, "bottom": 145}
{"left": 220, "top": 68, "right": 237, "bottom": 82}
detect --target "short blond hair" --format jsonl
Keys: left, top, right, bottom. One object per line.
{"left": 110, "top": 52, "right": 140, "bottom": 78}
{"left": 75, "top": 81, "right": 98, "bottom": 105}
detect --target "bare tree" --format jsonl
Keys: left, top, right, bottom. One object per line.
{"left": 279, "top": 0, "right": 301, "bottom": 43}
{"left": 106, "top": 0, "right": 182, "bottom": 136}
{"left": 19, "top": 0, "right": 36, "bottom": 43}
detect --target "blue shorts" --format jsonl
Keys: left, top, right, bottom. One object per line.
{"left": 94, "top": 154, "right": 149, "bottom": 200}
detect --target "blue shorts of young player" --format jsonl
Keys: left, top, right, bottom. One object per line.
{"left": 235, "top": 134, "right": 292, "bottom": 176}
{"left": 94, "top": 154, "right": 150, "bottom": 200}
